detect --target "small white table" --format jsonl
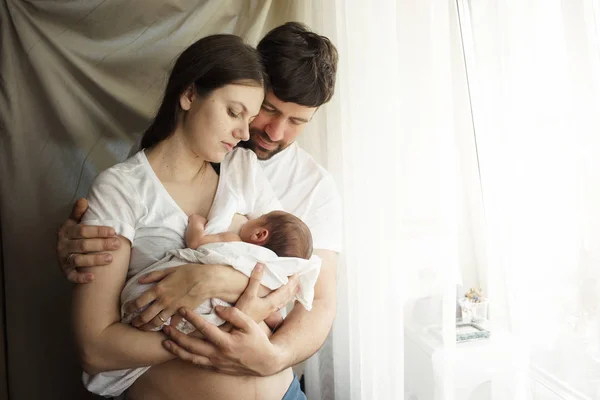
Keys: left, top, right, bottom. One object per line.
{"left": 404, "top": 319, "right": 525, "bottom": 400}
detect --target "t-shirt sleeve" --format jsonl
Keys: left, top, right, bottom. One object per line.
{"left": 304, "top": 175, "right": 343, "bottom": 253}
{"left": 226, "top": 149, "right": 282, "bottom": 219}
{"left": 81, "top": 169, "right": 139, "bottom": 244}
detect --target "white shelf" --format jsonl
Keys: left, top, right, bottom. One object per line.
{"left": 405, "top": 319, "right": 524, "bottom": 399}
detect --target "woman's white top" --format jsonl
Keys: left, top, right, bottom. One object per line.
{"left": 82, "top": 147, "right": 282, "bottom": 278}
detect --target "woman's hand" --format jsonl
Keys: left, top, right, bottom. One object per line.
{"left": 217, "top": 264, "right": 297, "bottom": 335}
{"left": 124, "top": 264, "right": 223, "bottom": 331}
{"left": 233, "top": 264, "right": 298, "bottom": 325}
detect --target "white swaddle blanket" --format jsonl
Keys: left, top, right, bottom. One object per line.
{"left": 123, "top": 241, "right": 322, "bottom": 329}
{"left": 83, "top": 242, "right": 321, "bottom": 398}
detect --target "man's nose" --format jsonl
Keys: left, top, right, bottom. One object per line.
{"left": 264, "top": 116, "right": 285, "bottom": 142}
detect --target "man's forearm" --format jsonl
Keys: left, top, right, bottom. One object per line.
{"left": 270, "top": 297, "right": 336, "bottom": 370}
{"left": 269, "top": 249, "right": 338, "bottom": 371}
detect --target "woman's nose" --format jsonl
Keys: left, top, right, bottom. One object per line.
{"left": 234, "top": 123, "right": 250, "bottom": 141}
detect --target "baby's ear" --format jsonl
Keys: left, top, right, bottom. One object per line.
{"left": 253, "top": 227, "right": 270, "bottom": 244}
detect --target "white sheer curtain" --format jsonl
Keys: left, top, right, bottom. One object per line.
{"left": 301, "top": 0, "right": 600, "bottom": 399}
{"left": 297, "top": 1, "right": 473, "bottom": 398}
{"left": 459, "top": 0, "right": 600, "bottom": 398}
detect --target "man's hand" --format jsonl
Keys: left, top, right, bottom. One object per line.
{"left": 162, "top": 265, "right": 299, "bottom": 376}
{"left": 162, "top": 306, "right": 286, "bottom": 377}
{"left": 56, "top": 198, "right": 120, "bottom": 283}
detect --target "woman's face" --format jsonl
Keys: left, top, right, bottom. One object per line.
{"left": 178, "top": 83, "right": 264, "bottom": 163}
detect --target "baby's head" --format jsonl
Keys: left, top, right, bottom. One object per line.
{"left": 239, "top": 211, "right": 313, "bottom": 259}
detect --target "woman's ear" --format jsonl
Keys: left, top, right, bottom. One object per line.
{"left": 179, "top": 85, "right": 195, "bottom": 111}
{"left": 252, "top": 228, "right": 270, "bottom": 245}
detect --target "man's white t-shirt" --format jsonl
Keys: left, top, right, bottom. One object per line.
{"left": 257, "top": 142, "right": 342, "bottom": 253}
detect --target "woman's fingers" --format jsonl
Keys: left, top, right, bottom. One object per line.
{"left": 138, "top": 302, "right": 183, "bottom": 331}
{"left": 131, "top": 299, "right": 165, "bottom": 328}
{"left": 243, "top": 264, "right": 265, "bottom": 297}
{"left": 130, "top": 268, "right": 183, "bottom": 328}
{"left": 266, "top": 274, "right": 299, "bottom": 312}
{"left": 170, "top": 313, "right": 184, "bottom": 329}
{"left": 124, "top": 290, "right": 158, "bottom": 315}
{"left": 138, "top": 268, "right": 174, "bottom": 284}
{"left": 138, "top": 314, "right": 171, "bottom": 331}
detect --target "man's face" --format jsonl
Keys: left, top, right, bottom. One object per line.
{"left": 245, "top": 91, "right": 317, "bottom": 160}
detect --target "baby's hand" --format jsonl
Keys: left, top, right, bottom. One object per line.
{"left": 185, "top": 214, "right": 208, "bottom": 248}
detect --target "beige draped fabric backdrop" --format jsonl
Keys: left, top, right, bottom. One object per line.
{"left": 0, "top": 1, "right": 332, "bottom": 399}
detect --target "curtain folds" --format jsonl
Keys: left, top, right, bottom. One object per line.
{"left": 459, "top": 0, "right": 600, "bottom": 397}
{"left": 302, "top": 1, "right": 475, "bottom": 399}
{"left": 0, "top": 2, "right": 299, "bottom": 398}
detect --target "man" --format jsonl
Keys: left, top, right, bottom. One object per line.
{"left": 57, "top": 22, "right": 341, "bottom": 380}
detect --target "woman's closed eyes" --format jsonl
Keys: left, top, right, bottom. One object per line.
{"left": 227, "top": 108, "right": 242, "bottom": 118}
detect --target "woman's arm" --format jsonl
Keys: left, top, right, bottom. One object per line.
{"left": 72, "top": 236, "right": 175, "bottom": 374}
{"left": 132, "top": 263, "right": 287, "bottom": 331}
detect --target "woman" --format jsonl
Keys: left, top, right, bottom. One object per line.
{"left": 72, "top": 34, "right": 297, "bottom": 399}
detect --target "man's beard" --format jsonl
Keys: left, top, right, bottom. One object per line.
{"left": 240, "top": 129, "right": 284, "bottom": 160}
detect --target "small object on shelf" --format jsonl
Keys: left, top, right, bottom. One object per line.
{"left": 464, "top": 287, "right": 485, "bottom": 303}
{"left": 459, "top": 288, "right": 489, "bottom": 323}
{"left": 427, "top": 321, "right": 491, "bottom": 343}
{"left": 455, "top": 321, "right": 490, "bottom": 342}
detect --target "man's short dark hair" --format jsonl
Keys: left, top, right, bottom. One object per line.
{"left": 258, "top": 22, "right": 338, "bottom": 107}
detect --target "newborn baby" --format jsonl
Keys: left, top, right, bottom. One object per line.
{"left": 121, "top": 210, "right": 319, "bottom": 332}
{"left": 86, "top": 212, "right": 321, "bottom": 397}
{"left": 186, "top": 210, "right": 313, "bottom": 259}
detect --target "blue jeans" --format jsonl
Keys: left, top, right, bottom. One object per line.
{"left": 282, "top": 376, "right": 306, "bottom": 400}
